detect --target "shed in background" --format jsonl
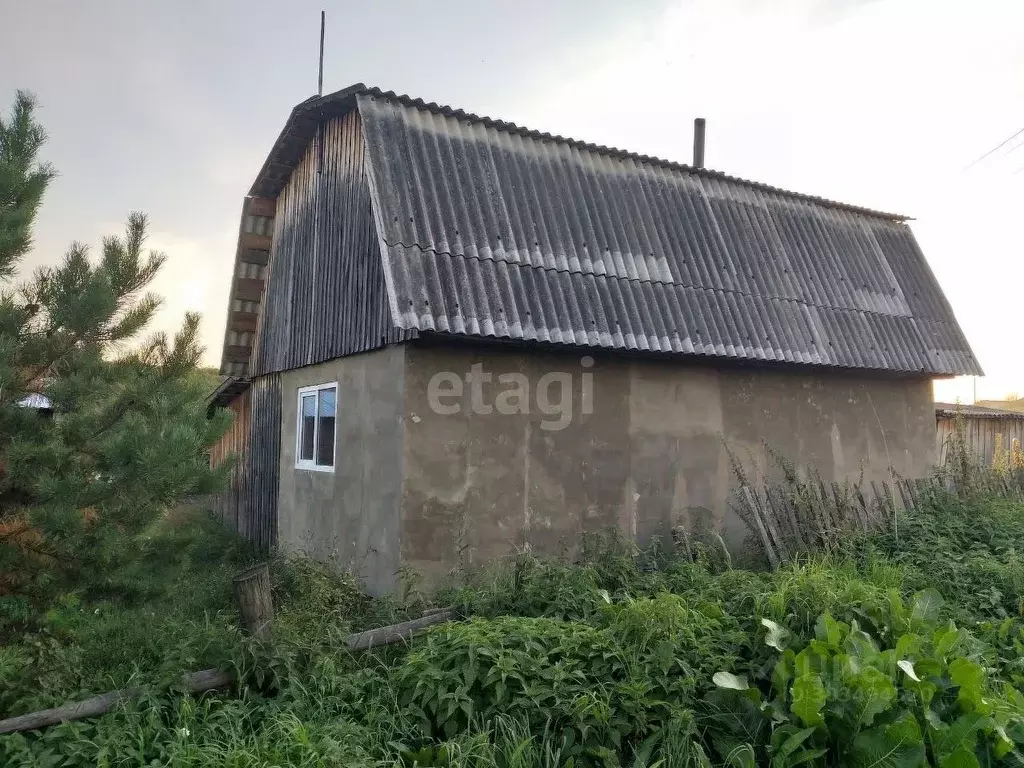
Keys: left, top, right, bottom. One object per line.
{"left": 936, "top": 402, "right": 1024, "bottom": 466}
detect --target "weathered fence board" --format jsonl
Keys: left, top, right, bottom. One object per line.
{"left": 732, "top": 471, "right": 1024, "bottom": 565}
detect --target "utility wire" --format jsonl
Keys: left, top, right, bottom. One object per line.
{"left": 1006, "top": 135, "right": 1024, "bottom": 156}
{"left": 963, "top": 125, "right": 1024, "bottom": 171}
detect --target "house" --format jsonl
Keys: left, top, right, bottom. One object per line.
{"left": 209, "top": 84, "right": 980, "bottom": 593}
{"left": 935, "top": 402, "right": 1024, "bottom": 467}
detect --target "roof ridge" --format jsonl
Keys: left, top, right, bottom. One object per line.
{"left": 249, "top": 83, "right": 912, "bottom": 221}
{"left": 354, "top": 86, "right": 910, "bottom": 222}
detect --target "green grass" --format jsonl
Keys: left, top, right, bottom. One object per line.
{"left": 4, "top": 494, "right": 1024, "bottom": 765}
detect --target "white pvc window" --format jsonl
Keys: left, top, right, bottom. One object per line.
{"left": 296, "top": 383, "right": 337, "bottom": 471}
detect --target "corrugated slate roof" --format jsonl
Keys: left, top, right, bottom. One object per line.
{"left": 240, "top": 85, "right": 979, "bottom": 376}
{"left": 253, "top": 85, "right": 910, "bottom": 221}
{"left": 935, "top": 402, "right": 1024, "bottom": 420}
{"left": 17, "top": 392, "right": 52, "bottom": 410}
{"left": 355, "top": 91, "right": 979, "bottom": 376}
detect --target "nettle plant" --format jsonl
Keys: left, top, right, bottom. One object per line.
{"left": 395, "top": 595, "right": 742, "bottom": 763}
{"left": 708, "top": 590, "right": 1024, "bottom": 767}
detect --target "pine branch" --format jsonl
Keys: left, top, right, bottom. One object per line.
{"left": 0, "top": 91, "right": 56, "bottom": 278}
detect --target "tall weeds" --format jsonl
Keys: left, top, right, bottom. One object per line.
{"left": 6, "top": 482, "right": 1024, "bottom": 765}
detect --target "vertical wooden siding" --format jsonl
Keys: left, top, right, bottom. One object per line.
{"left": 209, "top": 390, "right": 251, "bottom": 532}
{"left": 251, "top": 108, "right": 411, "bottom": 377}
{"left": 244, "top": 373, "right": 281, "bottom": 552}
{"left": 208, "top": 377, "right": 280, "bottom": 553}
{"left": 937, "top": 416, "right": 1024, "bottom": 466}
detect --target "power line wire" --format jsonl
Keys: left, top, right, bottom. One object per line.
{"left": 963, "top": 125, "right": 1024, "bottom": 171}
{"left": 1006, "top": 135, "right": 1024, "bottom": 156}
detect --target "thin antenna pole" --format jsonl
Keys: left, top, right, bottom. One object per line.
{"left": 318, "top": 11, "right": 325, "bottom": 96}
{"left": 315, "top": 10, "right": 326, "bottom": 176}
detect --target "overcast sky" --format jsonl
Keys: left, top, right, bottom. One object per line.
{"left": 2, "top": 0, "right": 1022, "bottom": 402}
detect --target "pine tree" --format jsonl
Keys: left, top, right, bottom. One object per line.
{"left": 0, "top": 91, "right": 53, "bottom": 281}
{"left": 0, "top": 92, "right": 230, "bottom": 600}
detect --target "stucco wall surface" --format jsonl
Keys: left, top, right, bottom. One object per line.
{"left": 277, "top": 344, "right": 405, "bottom": 595}
{"left": 401, "top": 341, "right": 935, "bottom": 581}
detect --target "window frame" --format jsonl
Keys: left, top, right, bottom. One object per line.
{"left": 295, "top": 382, "right": 338, "bottom": 472}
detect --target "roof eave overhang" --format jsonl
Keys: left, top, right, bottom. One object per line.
{"left": 248, "top": 83, "right": 367, "bottom": 199}
{"left": 207, "top": 376, "right": 251, "bottom": 414}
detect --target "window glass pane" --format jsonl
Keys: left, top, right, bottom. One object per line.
{"left": 299, "top": 394, "right": 316, "bottom": 461}
{"left": 316, "top": 387, "right": 336, "bottom": 467}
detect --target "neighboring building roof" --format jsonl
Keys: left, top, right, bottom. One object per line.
{"left": 935, "top": 402, "right": 1024, "bottom": 420}
{"left": 974, "top": 399, "right": 1024, "bottom": 414}
{"left": 17, "top": 392, "right": 52, "bottom": 410}
{"left": 240, "top": 84, "right": 981, "bottom": 377}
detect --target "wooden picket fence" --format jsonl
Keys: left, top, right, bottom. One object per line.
{"left": 733, "top": 472, "right": 1024, "bottom": 567}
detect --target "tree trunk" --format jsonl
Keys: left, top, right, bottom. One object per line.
{"left": 0, "top": 607, "right": 459, "bottom": 735}
{"left": 346, "top": 609, "right": 455, "bottom": 651}
{"left": 0, "top": 669, "right": 232, "bottom": 735}
{"left": 233, "top": 563, "right": 273, "bottom": 641}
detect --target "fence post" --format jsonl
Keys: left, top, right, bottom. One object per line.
{"left": 233, "top": 563, "right": 274, "bottom": 641}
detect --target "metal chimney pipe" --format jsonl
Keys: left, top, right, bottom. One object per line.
{"left": 693, "top": 117, "right": 706, "bottom": 168}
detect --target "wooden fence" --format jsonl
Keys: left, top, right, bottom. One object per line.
{"left": 936, "top": 413, "right": 1024, "bottom": 468}
{"left": 208, "top": 389, "right": 250, "bottom": 533}
{"left": 733, "top": 473, "right": 1024, "bottom": 567}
